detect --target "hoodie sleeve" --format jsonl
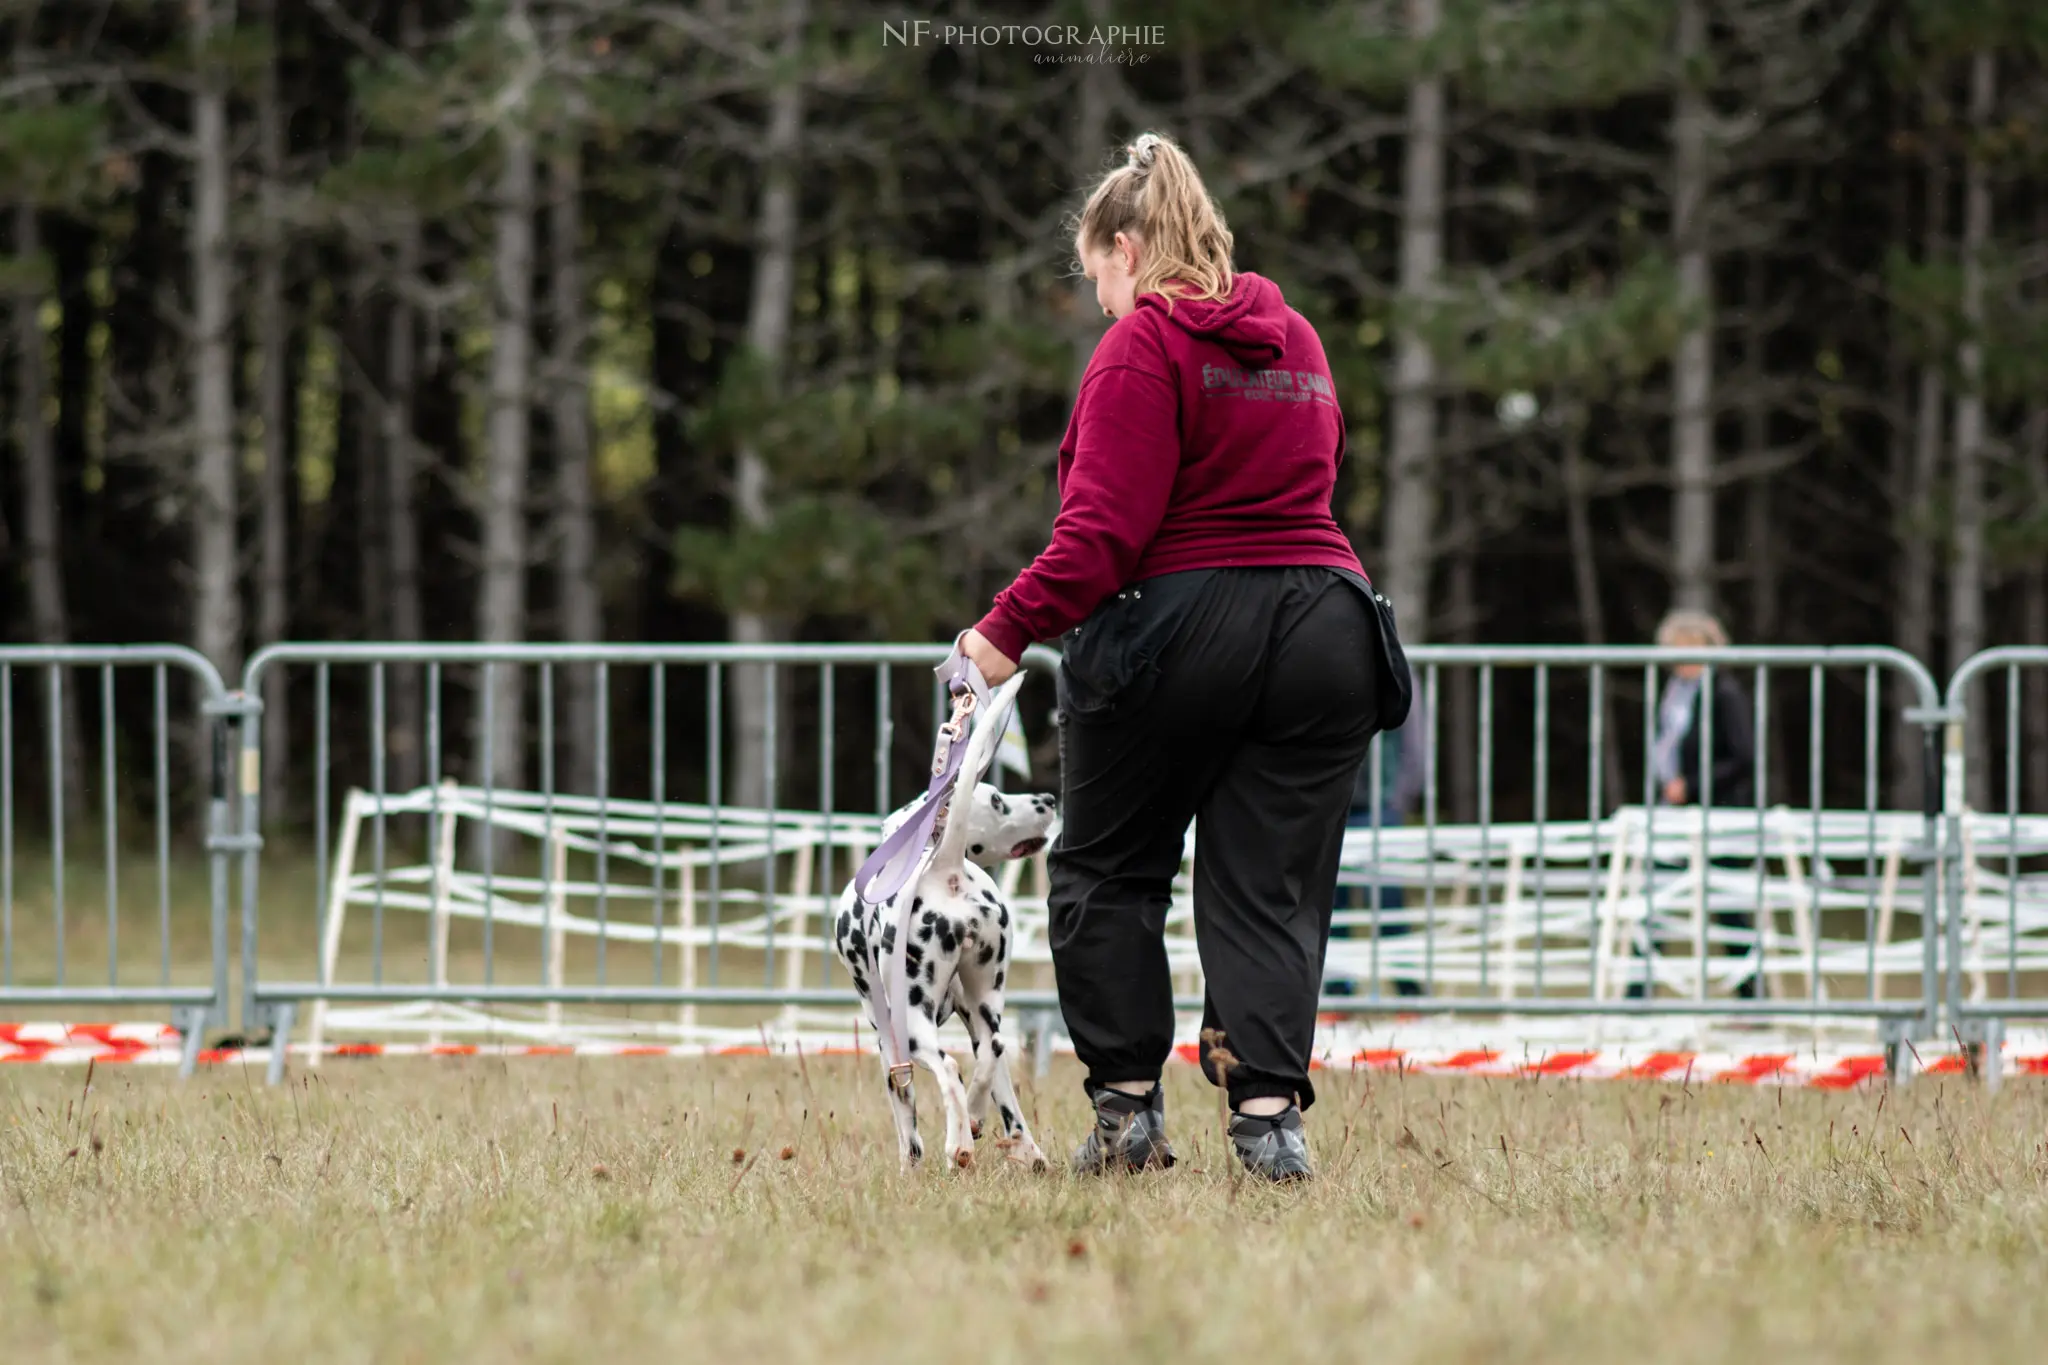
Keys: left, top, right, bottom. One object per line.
{"left": 972, "top": 340, "right": 1181, "bottom": 661}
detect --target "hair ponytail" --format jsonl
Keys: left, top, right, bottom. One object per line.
{"left": 1074, "top": 131, "right": 1234, "bottom": 309}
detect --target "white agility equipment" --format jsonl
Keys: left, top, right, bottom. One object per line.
{"left": 300, "top": 783, "right": 2048, "bottom": 1060}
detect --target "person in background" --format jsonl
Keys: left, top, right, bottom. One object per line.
{"left": 1329, "top": 690, "right": 1428, "bottom": 999}
{"left": 1646, "top": 608, "right": 1760, "bottom": 998}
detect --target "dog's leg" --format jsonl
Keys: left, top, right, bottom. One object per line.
{"left": 958, "top": 983, "right": 999, "bottom": 1135}
{"left": 973, "top": 995, "right": 1047, "bottom": 1171}
{"left": 883, "top": 1053, "right": 923, "bottom": 1169}
{"left": 906, "top": 1010, "right": 975, "bottom": 1169}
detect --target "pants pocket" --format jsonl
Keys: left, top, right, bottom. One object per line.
{"left": 1057, "top": 583, "right": 1181, "bottom": 720}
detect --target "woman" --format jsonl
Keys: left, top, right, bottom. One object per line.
{"left": 956, "top": 133, "right": 1388, "bottom": 1182}
{"left": 1650, "top": 608, "right": 1755, "bottom": 812}
{"left": 1647, "top": 608, "right": 1760, "bottom": 998}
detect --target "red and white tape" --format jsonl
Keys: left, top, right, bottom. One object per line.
{"left": 3, "top": 1022, "right": 2033, "bottom": 1086}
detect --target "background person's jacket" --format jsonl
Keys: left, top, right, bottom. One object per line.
{"left": 1660, "top": 671, "right": 1757, "bottom": 809}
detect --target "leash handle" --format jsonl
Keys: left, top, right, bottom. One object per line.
{"left": 851, "top": 638, "right": 992, "bottom": 909}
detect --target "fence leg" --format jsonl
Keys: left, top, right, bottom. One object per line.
{"left": 1880, "top": 1017, "right": 1910, "bottom": 1087}
{"left": 266, "top": 1002, "right": 297, "bottom": 1087}
{"left": 1984, "top": 1017, "right": 2006, "bottom": 1093}
{"left": 176, "top": 1005, "right": 208, "bottom": 1080}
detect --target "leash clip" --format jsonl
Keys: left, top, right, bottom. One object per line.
{"left": 931, "top": 690, "right": 976, "bottom": 776}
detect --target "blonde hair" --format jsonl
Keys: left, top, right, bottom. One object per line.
{"left": 1655, "top": 608, "right": 1729, "bottom": 649}
{"left": 1074, "top": 132, "right": 1234, "bottom": 310}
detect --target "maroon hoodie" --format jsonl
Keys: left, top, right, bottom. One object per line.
{"left": 972, "top": 271, "right": 1364, "bottom": 661}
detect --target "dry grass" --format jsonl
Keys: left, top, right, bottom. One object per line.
{"left": 5, "top": 1056, "right": 2048, "bottom": 1363}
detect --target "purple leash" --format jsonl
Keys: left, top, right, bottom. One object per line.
{"left": 852, "top": 640, "right": 999, "bottom": 1086}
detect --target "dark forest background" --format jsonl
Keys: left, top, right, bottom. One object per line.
{"left": 5, "top": 0, "right": 2048, "bottom": 833}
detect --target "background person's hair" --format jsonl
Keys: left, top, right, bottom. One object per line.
{"left": 1655, "top": 608, "right": 1730, "bottom": 649}
{"left": 1073, "top": 132, "right": 1234, "bottom": 309}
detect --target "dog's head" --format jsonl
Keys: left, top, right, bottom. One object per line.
{"left": 953, "top": 784, "right": 1059, "bottom": 869}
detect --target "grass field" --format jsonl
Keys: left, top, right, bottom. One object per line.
{"left": 5, "top": 1056, "right": 2047, "bottom": 1363}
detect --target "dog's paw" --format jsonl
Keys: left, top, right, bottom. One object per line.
{"left": 951, "top": 1147, "right": 976, "bottom": 1170}
{"left": 995, "top": 1136, "right": 1050, "bottom": 1172}
{"left": 970, "top": 1120, "right": 984, "bottom": 1142}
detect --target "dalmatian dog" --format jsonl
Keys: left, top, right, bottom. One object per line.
{"left": 833, "top": 774, "right": 1058, "bottom": 1171}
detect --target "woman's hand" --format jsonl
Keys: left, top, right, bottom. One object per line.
{"left": 959, "top": 628, "right": 1018, "bottom": 686}
{"left": 1663, "top": 776, "right": 1688, "bottom": 806}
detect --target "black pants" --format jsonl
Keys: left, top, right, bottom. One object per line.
{"left": 1048, "top": 566, "right": 1381, "bottom": 1112}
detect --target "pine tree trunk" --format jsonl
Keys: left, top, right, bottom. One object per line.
{"left": 1743, "top": 254, "right": 1786, "bottom": 807}
{"left": 474, "top": 9, "right": 537, "bottom": 822}
{"left": 1070, "top": 0, "right": 1115, "bottom": 392}
{"left": 351, "top": 287, "right": 387, "bottom": 641}
{"left": 1559, "top": 407, "right": 1626, "bottom": 811}
{"left": 729, "top": 0, "right": 807, "bottom": 812}
{"left": 1897, "top": 360, "right": 1945, "bottom": 806}
{"left": 1383, "top": 0, "right": 1444, "bottom": 643}
{"left": 12, "top": 200, "right": 86, "bottom": 818}
{"left": 1669, "top": 0, "right": 1715, "bottom": 615}
{"left": 2022, "top": 409, "right": 2048, "bottom": 813}
{"left": 256, "top": 0, "right": 293, "bottom": 822}
{"left": 550, "top": 144, "right": 602, "bottom": 797}
{"left": 1443, "top": 415, "right": 1476, "bottom": 825}
{"left": 1949, "top": 51, "right": 1994, "bottom": 813}
{"left": 1895, "top": 148, "right": 1946, "bottom": 811}
{"left": 385, "top": 227, "right": 424, "bottom": 794}
{"left": 385, "top": 0, "right": 425, "bottom": 796}
{"left": 189, "top": 0, "right": 241, "bottom": 680}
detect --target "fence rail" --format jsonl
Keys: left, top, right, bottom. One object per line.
{"left": 5, "top": 635, "right": 2045, "bottom": 1085}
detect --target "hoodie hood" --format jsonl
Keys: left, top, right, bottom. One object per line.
{"left": 1137, "top": 271, "right": 1289, "bottom": 366}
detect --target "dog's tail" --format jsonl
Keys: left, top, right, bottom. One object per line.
{"left": 929, "top": 672, "right": 1026, "bottom": 874}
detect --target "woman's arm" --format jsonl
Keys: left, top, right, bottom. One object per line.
{"left": 971, "top": 355, "right": 1181, "bottom": 662}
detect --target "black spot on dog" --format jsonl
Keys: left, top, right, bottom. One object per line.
{"left": 999, "top": 1104, "right": 1018, "bottom": 1132}
{"left": 908, "top": 984, "right": 924, "bottom": 1007}
{"left": 879, "top": 923, "right": 896, "bottom": 952}
{"left": 934, "top": 919, "right": 959, "bottom": 953}
{"left": 994, "top": 969, "right": 1006, "bottom": 990}
{"left": 835, "top": 909, "right": 851, "bottom": 938}
{"left": 978, "top": 1003, "right": 1000, "bottom": 1034}
{"left": 978, "top": 944, "right": 995, "bottom": 967}
{"left": 997, "top": 905, "right": 1009, "bottom": 930}
{"left": 970, "top": 843, "right": 984, "bottom": 856}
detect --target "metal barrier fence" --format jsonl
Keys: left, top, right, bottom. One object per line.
{"left": 0, "top": 646, "right": 235, "bottom": 1074}
{"left": 232, "top": 643, "right": 1069, "bottom": 1083}
{"left": 1940, "top": 647, "right": 2048, "bottom": 1082}
{"left": 1328, "top": 646, "right": 1945, "bottom": 1058}
{"left": 220, "top": 640, "right": 1952, "bottom": 1082}
{"left": 15, "top": 636, "right": 2041, "bottom": 1084}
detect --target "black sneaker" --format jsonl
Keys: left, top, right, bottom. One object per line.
{"left": 1228, "top": 1106, "right": 1313, "bottom": 1182}
{"left": 1070, "top": 1083, "right": 1177, "bottom": 1174}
